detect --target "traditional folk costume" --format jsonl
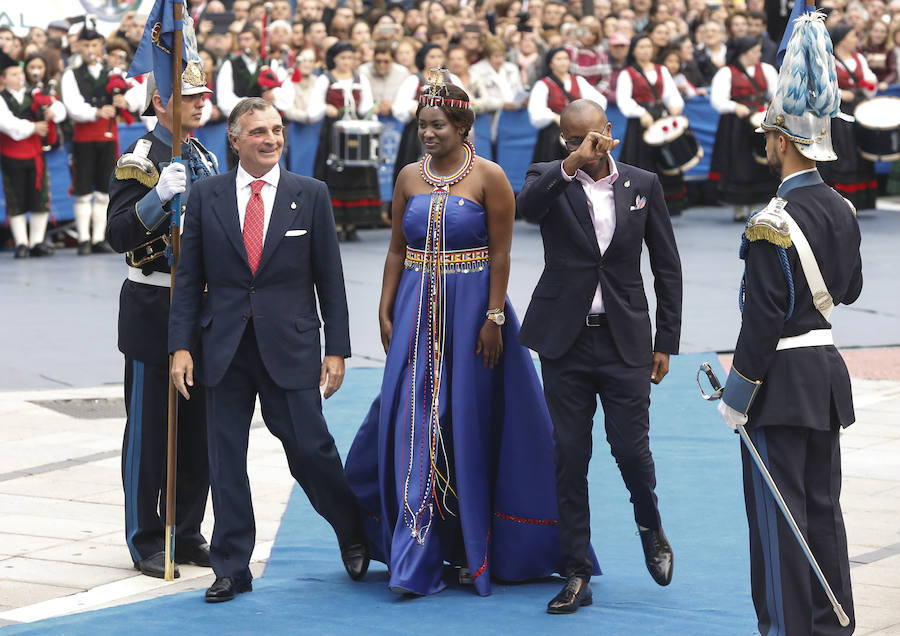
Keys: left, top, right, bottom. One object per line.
{"left": 527, "top": 48, "right": 607, "bottom": 165}
{"left": 709, "top": 37, "right": 779, "bottom": 217}
{"left": 0, "top": 53, "right": 66, "bottom": 258}
{"left": 615, "top": 63, "right": 687, "bottom": 215}
{"left": 721, "top": 12, "right": 859, "bottom": 635}
{"left": 345, "top": 79, "right": 600, "bottom": 596}
{"left": 310, "top": 43, "right": 381, "bottom": 239}
{"left": 60, "top": 28, "right": 121, "bottom": 254}
{"left": 817, "top": 25, "right": 879, "bottom": 211}
{"left": 106, "top": 70, "right": 218, "bottom": 574}
{"left": 215, "top": 52, "right": 294, "bottom": 168}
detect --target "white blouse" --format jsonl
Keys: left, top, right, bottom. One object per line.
{"left": 527, "top": 75, "right": 608, "bottom": 129}
{"left": 709, "top": 63, "right": 778, "bottom": 114}
{"left": 615, "top": 66, "right": 684, "bottom": 119}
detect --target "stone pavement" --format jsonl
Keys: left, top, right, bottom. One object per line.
{"left": 0, "top": 207, "right": 898, "bottom": 632}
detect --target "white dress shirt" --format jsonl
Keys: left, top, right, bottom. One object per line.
{"left": 615, "top": 66, "right": 683, "bottom": 119}
{"left": 217, "top": 55, "right": 295, "bottom": 116}
{"left": 61, "top": 63, "right": 106, "bottom": 122}
{"left": 0, "top": 88, "right": 67, "bottom": 139}
{"left": 561, "top": 155, "right": 620, "bottom": 313}
{"left": 236, "top": 162, "right": 281, "bottom": 243}
{"left": 709, "top": 63, "right": 778, "bottom": 114}
{"left": 527, "top": 75, "right": 608, "bottom": 129}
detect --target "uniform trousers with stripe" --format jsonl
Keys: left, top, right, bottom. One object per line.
{"left": 122, "top": 357, "right": 210, "bottom": 563}
{"left": 742, "top": 425, "right": 855, "bottom": 636}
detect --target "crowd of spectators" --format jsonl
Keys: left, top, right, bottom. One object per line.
{"left": 1, "top": 0, "right": 899, "bottom": 246}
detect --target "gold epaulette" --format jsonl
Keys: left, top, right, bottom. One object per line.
{"left": 115, "top": 164, "right": 159, "bottom": 188}
{"left": 745, "top": 197, "right": 792, "bottom": 249}
{"left": 840, "top": 195, "right": 857, "bottom": 217}
{"left": 115, "top": 138, "right": 159, "bottom": 188}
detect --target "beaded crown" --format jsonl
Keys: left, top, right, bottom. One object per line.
{"left": 418, "top": 68, "right": 471, "bottom": 110}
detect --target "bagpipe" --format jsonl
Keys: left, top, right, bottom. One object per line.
{"left": 106, "top": 69, "right": 135, "bottom": 126}
{"left": 29, "top": 76, "right": 59, "bottom": 151}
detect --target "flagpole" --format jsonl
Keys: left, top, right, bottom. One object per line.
{"left": 164, "top": 0, "right": 185, "bottom": 583}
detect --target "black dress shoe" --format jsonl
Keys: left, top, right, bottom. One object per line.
{"left": 14, "top": 245, "right": 29, "bottom": 259}
{"left": 30, "top": 243, "right": 54, "bottom": 257}
{"left": 77, "top": 241, "right": 92, "bottom": 256}
{"left": 547, "top": 575, "right": 592, "bottom": 614}
{"left": 134, "top": 551, "right": 180, "bottom": 579}
{"left": 639, "top": 526, "right": 673, "bottom": 586}
{"left": 205, "top": 576, "right": 252, "bottom": 603}
{"left": 175, "top": 542, "right": 211, "bottom": 567}
{"left": 341, "top": 543, "right": 370, "bottom": 581}
{"left": 91, "top": 240, "right": 115, "bottom": 254}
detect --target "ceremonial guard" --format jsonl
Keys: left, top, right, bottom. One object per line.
{"left": 708, "top": 36, "right": 778, "bottom": 221}
{"left": 718, "top": 12, "right": 860, "bottom": 635}
{"left": 60, "top": 22, "right": 125, "bottom": 255}
{"left": 818, "top": 24, "right": 879, "bottom": 211}
{"left": 0, "top": 52, "right": 66, "bottom": 258}
{"left": 106, "top": 67, "right": 218, "bottom": 579}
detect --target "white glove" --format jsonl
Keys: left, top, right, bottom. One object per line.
{"left": 718, "top": 400, "right": 748, "bottom": 431}
{"left": 155, "top": 162, "right": 187, "bottom": 205}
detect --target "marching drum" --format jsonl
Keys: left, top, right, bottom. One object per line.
{"left": 328, "top": 118, "right": 384, "bottom": 171}
{"left": 643, "top": 115, "right": 703, "bottom": 175}
{"left": 749, "top": 110, "right": 768, "bottom": 165}
{"left": 854, "top": 96, "right": 900, "bottom": 162}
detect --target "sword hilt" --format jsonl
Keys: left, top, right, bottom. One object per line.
{"left": 697, "top": 362, "right": 724, "bottom": 401}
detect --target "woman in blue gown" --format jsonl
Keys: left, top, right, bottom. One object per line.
{"left": 344, "top": 76, "right": 600, "bottom": 596}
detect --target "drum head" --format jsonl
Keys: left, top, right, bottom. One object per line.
{"left": 334, "top": 119, "right": 384, "bottom": 134}
{"left": 643, "top": 115, "right": 688, "bottom": 146}
{"left": 854, "top": 97, "right": 900, "bottom": 130}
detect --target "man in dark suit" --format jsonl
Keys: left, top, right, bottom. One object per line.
{"left": 516, "top": 99, "right": 683, "bottom": 614}
{"left": 169, "top": 97, "right": 368, "bottom": 603}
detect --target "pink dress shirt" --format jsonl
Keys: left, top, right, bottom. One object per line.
{"left": 561, "top": 156, "right": 620, "bottom": 313}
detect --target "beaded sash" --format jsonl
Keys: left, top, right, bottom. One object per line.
{"left": 403, "top": 246, "right": 490, "bottom": 274}
{"left": 402, "top": 141, "right": 477, "bottom": 544}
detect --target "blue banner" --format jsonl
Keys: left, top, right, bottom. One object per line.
{"left": 473, "top": 113, "right": 494, "bottom": 162}
{"left": 287, "top": 119, "right": 323, "bottom": 177}
{"left": 495, "top": 109, "right": 539, "bottom": 192}
{"left": 376, "top": 116, "right": 403, "bottom": 202}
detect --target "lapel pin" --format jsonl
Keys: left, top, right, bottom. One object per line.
{"left": 624, "top": 180, "right": 631, "bottom": 188}
{"left": 291, "top": 201, "right": 297, "bottom": 209}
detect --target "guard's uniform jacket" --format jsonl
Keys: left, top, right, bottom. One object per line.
{"left": 106, "top": 124, "right": 218, "bottom": 564}
{"left": 723, "top": 168, "right": 861, "bottom": 636}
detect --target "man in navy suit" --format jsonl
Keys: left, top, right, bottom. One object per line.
{"left": 169, "top": 97, "right": 368, "bottom": 603}
{"left": 516, "top": 99, "right": 683, "bottom": 614}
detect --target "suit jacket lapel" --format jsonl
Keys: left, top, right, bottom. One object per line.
{"left": 255, "top": 168, "right": 302, "bottom": 276}
{"left": 213, "top": 169, "right": 248, "bottom": 264}
{"left": 563, "top": 178, "right": 602, "bottom": 258}
{"left": 606, "top": 166, "right": 631, "bottom": 256}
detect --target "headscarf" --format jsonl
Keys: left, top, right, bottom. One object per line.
{"left": 726, "top": 36, "right": 761, "bottom": 66}
{"left": 415, "top": 42, "right": 442, "bottom": 72}
{"left": 325, "top": 40, "right": 354, "bottom": 70}
{"left": 543, "top": 46, "right": 568, "bottom": 77}
{"left": 829, "top": 23, "right": 854, "bottom": 48}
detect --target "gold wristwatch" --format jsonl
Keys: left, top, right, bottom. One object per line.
{"left": 486, "top": 308, "right": 505, "bottom": 326}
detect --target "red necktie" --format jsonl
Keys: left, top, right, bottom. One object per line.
{"left": 243, "top": 179, "right": 265, "bottom": 275}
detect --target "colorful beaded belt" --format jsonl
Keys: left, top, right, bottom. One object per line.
{"left": 404, "top": 246, "right": 490, "bottom": 273}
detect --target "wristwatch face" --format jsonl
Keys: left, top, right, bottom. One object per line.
{"left": 491, "top": 313, "right": 505, "bottom": 326}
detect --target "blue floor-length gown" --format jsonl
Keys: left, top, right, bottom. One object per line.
{"left": 344, "top": 193, "right": 600, "bottom": 596}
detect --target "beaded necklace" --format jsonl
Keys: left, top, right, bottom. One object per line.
{"left": 402, "top": 141, "right": 476, "bottom": 544}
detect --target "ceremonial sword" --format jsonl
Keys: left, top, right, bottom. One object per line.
{"left": 696, "top": 362, "right": 851, "bottom": 628}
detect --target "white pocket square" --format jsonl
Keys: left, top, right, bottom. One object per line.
{"left": 284, "top": 229, "right": 308, "bottom": 237}
{"left": 630, "top": 195, "right": 647, "bottom": 211}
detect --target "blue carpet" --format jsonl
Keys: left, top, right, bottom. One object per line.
{"left": 3, "top": 353, "right": 758, "bottom": 635}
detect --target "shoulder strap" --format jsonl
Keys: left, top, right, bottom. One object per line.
{"left": 781, "top": 209, "right": 834, "bottom": 320}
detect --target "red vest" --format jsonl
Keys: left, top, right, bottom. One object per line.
{"left": 325, "top": 72, "right": 363, "bottom": 114}
{"left": 625, "top": 65, "right": 664, "bottom": 105}
{"left": 0, "top": 91, "right": 42, "bottom": 159}
{"left": 730, "top": 64, "right": 768, "bottom": 108}
{"left": 835, "top": 53, "right": 865, "bottom": 89}
{"left": 541, "top": 76, "right": 582, "bottom": 114}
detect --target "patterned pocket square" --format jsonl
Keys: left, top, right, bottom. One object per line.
{"left": 630, "top": 195, "right": 647, "bottom": 211}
